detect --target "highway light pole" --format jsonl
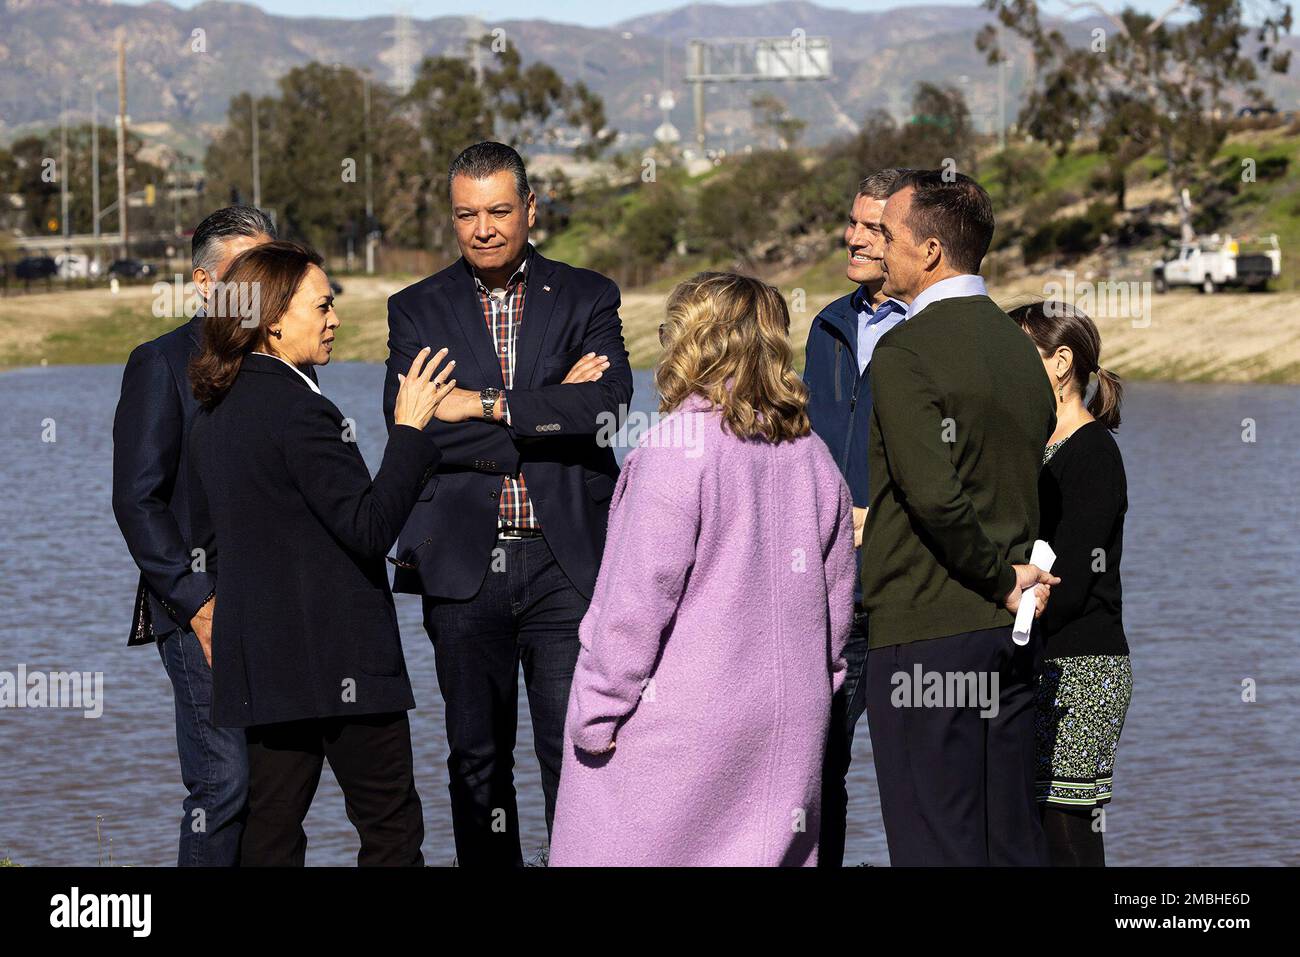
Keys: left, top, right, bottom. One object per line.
{"left": 251, "top": 96, "right": 262, "bottom": 210}
{"left": 60, "top": 90, "right": 69, "bottom": 241}
{"left": 996, "top": 21, "right": 1007, "bottom": 151}
{"left": 115, "top": 32, "right": 129, "bottom": 258}
{"left": 92, "top": 85, "right": 101, "bottom": 262}
{"left": 364, "top": 70, "right": 375, "bottom": 275}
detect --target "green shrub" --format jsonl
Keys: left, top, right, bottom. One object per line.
{"left": 1022, "top": 202, "right": 1114, "bottom": 264}
{"left": 623, "top": 187, "right": 686, "bottom": 265}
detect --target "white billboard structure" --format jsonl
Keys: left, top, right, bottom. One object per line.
{"left": 685, "top": 34, "right": 832, "bottom": 149}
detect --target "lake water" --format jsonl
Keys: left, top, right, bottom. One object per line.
{"left": 1, "top": 363, "right": 1297, "bottom": 866}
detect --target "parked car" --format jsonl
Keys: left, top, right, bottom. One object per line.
{"left": 56, "top": 253, "right": 99, "bottom": 279}
{"left": 1153, "top": 234, "right": 1282, "bottom": 293}
{"left": 15, "top": 256, "right": 59, "bottom": 281}
{"left": 106, "top": 258, "right": 157, "bottom": 280}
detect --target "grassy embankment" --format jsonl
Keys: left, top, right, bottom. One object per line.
{"left": 3, "top": 127, "right": 1298, "bottom": 383}
{"left": 6, "top": 276, "right": 1297, "bottom": 384}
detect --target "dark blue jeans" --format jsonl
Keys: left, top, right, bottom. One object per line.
{"left": 156, "top": 627, "right": 249, "bottom": 866}
{"left": 818, "top": 610, "right": 870, "bottom": 867}
{"left": 423, "top": 535, "right": 584, "bottom": 868}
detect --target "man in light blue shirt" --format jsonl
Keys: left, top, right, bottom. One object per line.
{"left": 857, "top": 293, "right": 907, "bottom": 374}
{"left": 802, "top": 168, "right": 909, "bottom": 867}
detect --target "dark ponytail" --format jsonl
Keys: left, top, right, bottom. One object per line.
{"left": 1090, "top": 366, "right": 1124, "bottom": 431}
{"left": 1009, "top": 300, "right": 1123, "bottom": 432}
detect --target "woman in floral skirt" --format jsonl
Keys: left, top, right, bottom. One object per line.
{"left": 1011, "top": 301, "right": 1132, "bottom": 867}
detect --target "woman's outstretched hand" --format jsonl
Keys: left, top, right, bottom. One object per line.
{"left": 394, "top": 347, "right": 457, "bottom": 431}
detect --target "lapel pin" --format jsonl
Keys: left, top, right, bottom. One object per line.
{"left": 543, "top": 285, "right": 552, "bottom": 292}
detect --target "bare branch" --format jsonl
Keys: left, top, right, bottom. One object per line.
{"left": 1147, "top": 0, "right": 1190, "bottom": 33}
{"left": 1055, "top": 0, "right": 1129, "bottom": 36}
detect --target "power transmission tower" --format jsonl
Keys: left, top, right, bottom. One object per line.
{"left": 388, "top": 9, "right": 418, "bottom": 94}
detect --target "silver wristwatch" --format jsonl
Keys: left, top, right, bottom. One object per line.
{"left": 479, "top": 387, "right": 501, "bottom": 421}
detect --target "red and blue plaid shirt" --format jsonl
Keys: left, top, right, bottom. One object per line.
{"left": 473, "top": 256, "right": 539, "bottom": 531}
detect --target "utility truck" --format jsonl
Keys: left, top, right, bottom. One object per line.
{"left": 1153, "top": 233, "right": 1282, "bottom": 293}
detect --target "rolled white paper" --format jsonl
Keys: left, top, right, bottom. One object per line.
{"left": 1012, "top": 539, "right": 1057, "bottom": 645}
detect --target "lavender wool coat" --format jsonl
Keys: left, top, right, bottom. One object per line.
{"left": 549, "top": 394, "right": 856, "bottom": 867}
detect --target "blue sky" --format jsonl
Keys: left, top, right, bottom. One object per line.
{"left": 115, "top": 0, "right": 1170, "bottom": 28}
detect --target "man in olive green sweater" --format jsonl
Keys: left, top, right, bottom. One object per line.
{"left": 860, "top": 169, "right": 1060, "bottom": 866}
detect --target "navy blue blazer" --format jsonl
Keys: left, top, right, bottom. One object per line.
{"left": 189, "top": 354, "right": 438, "bottom": 728}
{"left": 804, "top": 289, "right": 873, "bottom": 509}
{"left": 112, "top": 315, "right": 216, "bottom": 645}
{"left": 805, "top": 288, "right": 900, "bottom": 610}
{"left": 383, "top": 248, "right": 632, "bottom": 600}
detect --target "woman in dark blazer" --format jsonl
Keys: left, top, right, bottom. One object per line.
{"left": 1011, "top": 301, "right": 1130, "bottom": 867}
{"left": 187, "top": 241, "right": 457, "bottom": 866}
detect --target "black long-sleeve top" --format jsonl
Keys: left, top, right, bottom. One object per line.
{"left": 1036, "top": 420, "right": 1129, "bottom": 658}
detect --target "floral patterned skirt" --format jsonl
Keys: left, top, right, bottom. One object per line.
{"left": 1034, "top": 654, "right": 1133, "bottom": 807}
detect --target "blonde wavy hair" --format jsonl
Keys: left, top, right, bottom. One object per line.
{"left": 655, "top": 271, "right": 810, "bottom": 443}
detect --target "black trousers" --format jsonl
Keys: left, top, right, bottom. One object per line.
{"left": 864, "top": 624, "right": 1048, "bottom": 866}
{"left": 422, "top": 536, "right": 584, "bottom": 868}
{"left": 818, "top": 610, "right": 870, "bottom": 868}
{"left": 242, "top": 711, "right": 424, "bottom": 867}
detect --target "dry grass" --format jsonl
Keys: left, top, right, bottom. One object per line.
{"left": 3, "top": 275, "right": 1298, "bottom": 384}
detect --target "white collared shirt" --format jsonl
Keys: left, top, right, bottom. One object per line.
{"left": 905, "top": 274, "right": 989, "bottom": 320}
{"left": 252, "top": 351, "right": 321, "bottom": 395}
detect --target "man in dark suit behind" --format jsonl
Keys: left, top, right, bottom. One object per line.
{"left": 384, "top": 142, "right": 632, "bottom": 867}
{"left": 111, "top": 206, "right": 276, "bottom": 866}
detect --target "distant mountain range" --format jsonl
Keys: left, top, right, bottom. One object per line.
{"left": 1, "top": 0, "right": 1296, "bottom": 153}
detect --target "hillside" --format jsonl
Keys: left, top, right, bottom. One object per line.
{"left": 545, "top": 121, "right": 1300, "bottom": 293}
{"left": 5, "top": 0, "right": 1297, "bottom": 151}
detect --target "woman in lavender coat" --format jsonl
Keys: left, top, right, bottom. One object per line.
{"left": 549, "top": 272, "right": 856, "bottom": 867}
